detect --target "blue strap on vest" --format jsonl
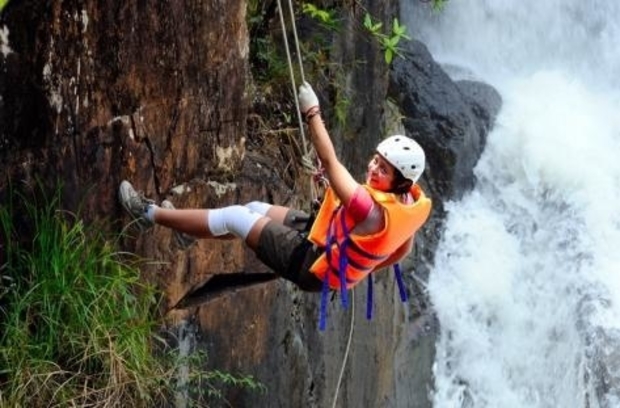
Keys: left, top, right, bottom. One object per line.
{"left": 337, "top": 209, "right": 351, "bottom": 308}
{"left": 366, "top": 263, "right": 408, "bottom": 322}
{"left": 366, "top": 273, "right": 373, "bottom": 319}
{"left": 318, "top": 206, "right": 409, "bottom": 329}
{"left": 394, "top": 262, "right": 408, "bottom": 302}
{"left": 319, "top": 207, "right": 350, "bottom": 331}
{"left": 319, "top": 272, "right": 329, "bottom": 331}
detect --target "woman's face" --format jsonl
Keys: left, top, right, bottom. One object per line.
{"left": 366, "top": 154, "right": 395, "bottom": 191}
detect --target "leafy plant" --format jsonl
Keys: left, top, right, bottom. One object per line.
{"left": 0, "top": 0, "right": 9, "bottom": 13}
{"left": 252, "top": 36, "right": 290, "bottom": 82}
{"left": 332, "top": 67, "right": 351, "bottom": 128}
{"left": 179, "top": 350, "right": 266, "bottom": 401}
{"left": 363, "top": 14, "right": 411, "bottom": 64}
{"left": 302, "top": 3, "right": 339, "bottom": 30}
{"left": 246, "top": 0, "right": 293, "bottom": 84}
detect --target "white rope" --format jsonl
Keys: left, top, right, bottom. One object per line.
{"left": 276, "top": 0, "right": 323, "bottom": 206}
{"left": 276, "top": 0, "right": 308, "bottom": 158}
{"left": 331, "top": 288, "right": 355, "bottom": 408}
{"left": 285, "top": 0, "right": 306, "bottom": 84}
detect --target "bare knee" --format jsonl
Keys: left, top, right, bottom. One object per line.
{"left": 245, "top": 217, "right": 271, "bottom": 250}
{"left": 265, "top": 205, "right": 290, "bottom": 224}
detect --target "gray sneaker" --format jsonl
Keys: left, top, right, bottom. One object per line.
{"left": 161, "top": 199, "right": 197, "bottom": 249}
{"left": 119, "top": 180, "right": 156, "bottom": 229}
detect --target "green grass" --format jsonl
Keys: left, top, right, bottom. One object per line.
{"left": 0, "top": 184, "right": 263, "bottom": 406}
{"left": 0, "top": 186, "right": 167, "bottom": 406}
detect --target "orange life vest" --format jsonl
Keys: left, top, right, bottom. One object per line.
{"left": 307, "top": 183, "right": 432, "bottom": 290}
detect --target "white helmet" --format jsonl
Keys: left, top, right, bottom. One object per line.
{"left": 376, "top": 135, "right": 425, "bottom": 183}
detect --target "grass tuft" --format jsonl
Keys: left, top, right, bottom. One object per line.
{"left": 0, "top": 183, "right": 263, "bottom": 406}
{"left": 0, "top": 185, "right": 168, "bottom": 406}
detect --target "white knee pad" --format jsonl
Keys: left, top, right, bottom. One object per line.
{"left": 245, "top": 201, "right": 272, "bottom": 216}
{"left": 207, "top": 205, "right": 263, "bottom": 240}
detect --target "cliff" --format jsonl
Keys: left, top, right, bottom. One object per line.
{"left": 0, "top": 1, "right": 500, "bottom": 407}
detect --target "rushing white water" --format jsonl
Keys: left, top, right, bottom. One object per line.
{"left": 402, "top": 1, "right": 620, "bottom": 407}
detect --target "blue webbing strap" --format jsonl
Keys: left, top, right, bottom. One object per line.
{"left": 337, "top": 209, "right": 351, "bottom": 308}
{"left": 338, "top": 240, "right": 349, "bottom": 308}
{"left": 394, "top": 262, "right": 408, "bottom": 302}
{"left": 319, "top": 272, "right": 330, "bottom": 331}
{"left": 346, "top": 239, "right": 388, "bottom": 261}
{"left": 319, "top": 206, "right": 347, "bottom": 330}
{"left": 320, "top": 224, "right": 336, "bottom": 331}
{"left": 366, "top": 273, "right": 373, "bottom": 320}
{"left": 319, "top": 206, "right": 408, "bottom": 328}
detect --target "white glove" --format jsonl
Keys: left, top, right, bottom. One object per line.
{"left": 298, "top": 81, "right": 319, "bottom": 114}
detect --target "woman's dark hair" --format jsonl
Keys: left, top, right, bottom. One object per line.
{"left": 390, "top": 168, "right": 413, "bottom": 195}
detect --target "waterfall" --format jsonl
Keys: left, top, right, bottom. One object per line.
{"left": 402, "top": 1, "right": 620, "bottom": 407}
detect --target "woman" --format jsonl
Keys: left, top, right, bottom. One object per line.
{"left": 119, "top": 82, "right": 431, "bottom": 298}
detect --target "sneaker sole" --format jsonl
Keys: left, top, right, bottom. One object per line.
{"left": 119, "top": 181, "right": 153, "bottom": 229}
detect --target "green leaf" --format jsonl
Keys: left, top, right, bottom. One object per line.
{"left": 393, "top": 21, "right": 407, "bottom": 37}
{"left": 303, "top": 3, "right": 318, "bottom": 14}
{"left": 364, "top": 13, "right": 372, "bottom": 29}
{"left": 0, "top": 0, "right": 8, "bottom": 12}
{"left": 392, "top": 18, "right": 401, "bottom": 33}
{"left": 363, "top": 13, "right": 382, "bottom": 33}
{"left": 385, "top": 49, "right": 393, "bottom": 64}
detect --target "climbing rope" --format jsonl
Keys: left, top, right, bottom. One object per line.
{"left": 275, "top": 2, "right": 355, "bottom": 406}
{"left": 331, "top": 287, "right": 355, "bottom": 408}
{"left": 275, "top": 0, "right": 325, "bottom": 203}
{"left": 276, "top": 0, "right": 306, "bottom": 139}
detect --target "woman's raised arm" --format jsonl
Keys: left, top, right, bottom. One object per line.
{"left": 298, "top": 82, "right": 359, "bottom": 206}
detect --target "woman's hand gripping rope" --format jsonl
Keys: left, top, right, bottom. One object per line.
{"left": 298, "top": 81, "right": 327, "bottom": 207}
{"left": 298, "top": 81, "right": 319, "bottom": 114}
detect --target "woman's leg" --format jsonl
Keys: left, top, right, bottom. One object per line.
{"left": 153, "top": 208, "right": 214, "bottom": 238}
{"left": 120, "top": 181, "right": 294, "bottom": 249}
{"left": 120, "top": 181, "right": 317, "bottom": 287}
{"left": 266, "top": 205, "right": 292, "bottom": 224}
{"left": 154, "top": 205, "right": 268, "bottom": 247}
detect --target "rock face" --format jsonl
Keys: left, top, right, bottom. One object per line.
{"left": 389, "top": 39, "right": 502, "bottom": 279}
{"left": 390, "top": 40, "right": 502, "bottom": 205}
{"left": 1, "top": 1, "right": 249, "bottom": 213}
{"left": 0, "top": 1, "right": 501, "bottom": 407}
